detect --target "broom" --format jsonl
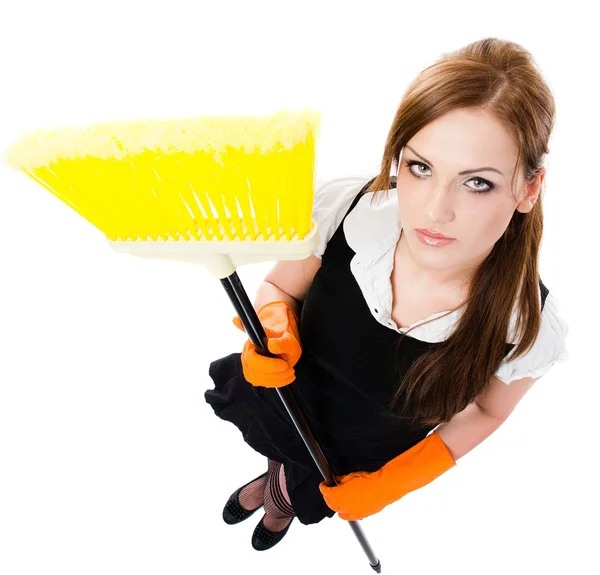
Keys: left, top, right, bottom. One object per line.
{"left": 4, "top": 108, "right": 382, "bottom": 572}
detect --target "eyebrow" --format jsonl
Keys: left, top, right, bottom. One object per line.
{"left": 405, "top": 145, "right": 505, "bottom": 178}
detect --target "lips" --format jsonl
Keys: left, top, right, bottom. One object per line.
{"left": 416, "top": 229, "right": 455, "bottom": 240}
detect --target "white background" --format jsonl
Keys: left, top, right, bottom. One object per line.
{"left": 0, "top": 1, "right": 597, "bottom": 574}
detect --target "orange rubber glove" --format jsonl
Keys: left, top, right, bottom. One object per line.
{"left": 319, "top": 430, "right": 456, "bottom": 521}
{"left": 233, "top": 301, "right": 302, "bottom": 388}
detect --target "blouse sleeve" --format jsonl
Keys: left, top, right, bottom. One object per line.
{"left": 494, "top": 291, "right": 570, "bottom": 384}
{"left": 311, "top": 176, "right": 372, "bottom": 259}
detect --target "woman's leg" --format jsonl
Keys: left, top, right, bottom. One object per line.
{"left": 263, "top": 462, "right": 295, "bottom": 531}
{"left": 238, "top": 459, "right": 278, "bottom": 510}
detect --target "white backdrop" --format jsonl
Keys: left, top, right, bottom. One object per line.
{"left": 0, "top": 1, "right": 597, "bottom": 574}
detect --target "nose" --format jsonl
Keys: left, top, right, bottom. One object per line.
{"left": 427, "top": 181, "right": 457, "bottom": 223}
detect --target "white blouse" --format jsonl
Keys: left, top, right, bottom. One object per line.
{"left": 310, "top": 176, "right": 570, "bottom": 385}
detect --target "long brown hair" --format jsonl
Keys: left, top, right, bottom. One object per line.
{"left": 368, "top": 37, "right": 555, "bottom": 426}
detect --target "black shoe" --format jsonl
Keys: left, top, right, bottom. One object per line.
{"left": 222, "top": 472, "right": 268, "bottom": 525}
{"left": 251, "top": 515, "right": 294, "bottom": 551}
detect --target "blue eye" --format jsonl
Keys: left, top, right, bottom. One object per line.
{"left": 404, "top": 160, "right": 495, "bottom": 194}
{"left": 406, "top": 160, "right": 431, "bottom": 177}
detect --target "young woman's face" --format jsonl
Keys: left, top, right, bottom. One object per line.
{"left": 396, "top": 107, "right": 543, "bottom": 284}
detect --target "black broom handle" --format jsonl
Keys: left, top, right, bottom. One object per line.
{"left": 220, "top": 271, "right": 382, "bottom": 573}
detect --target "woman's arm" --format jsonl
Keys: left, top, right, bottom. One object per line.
{"left": 435, "top": 402, "right": 505, "bottom": 461}
{"left": 319, "top": 403, "right": 506, "bottom": 520}
{"left": 436, "top": 373, "right": 540, "bottom": 460}
{"left": 253, "top": 255, "right": 322, "bottom": 315}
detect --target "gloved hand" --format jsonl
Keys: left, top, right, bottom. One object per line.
{"left": 318, "top": 431, "right": 456, "bottom": 521}
{"left": 233, "top": 300, "right": 302, "bottom": 388}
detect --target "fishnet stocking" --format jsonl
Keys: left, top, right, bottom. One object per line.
{"left": 262, "top": 461, "right": 295, "bottom": 531}
{"left": 238, "top": 459, "right": 278, "bottom": 511}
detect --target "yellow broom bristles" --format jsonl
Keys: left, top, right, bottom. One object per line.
{"left": 4, "top": 108, "right": 320, "bottom": 242}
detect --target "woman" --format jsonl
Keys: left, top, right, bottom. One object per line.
{"left": 204, "top": 37, "right": 569, "bottom": 551}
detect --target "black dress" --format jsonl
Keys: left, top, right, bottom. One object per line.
{"left": 204, "top": 178, "right": 544, "bottom": 525}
